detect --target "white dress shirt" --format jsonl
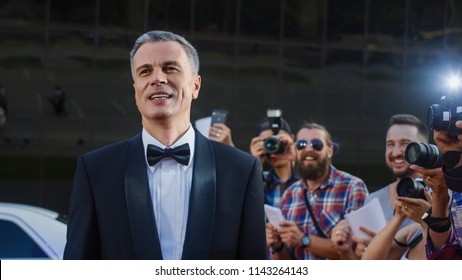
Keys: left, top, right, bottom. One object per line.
{"left": 142, "top": 125, "right": 195, "bottom": 260}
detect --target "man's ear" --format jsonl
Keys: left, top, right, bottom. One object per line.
{"left": 192, "top": 75, "right": 201, "bottom": 99}
{"left": 327, "top": 144, "right": 334, "bottom": 159}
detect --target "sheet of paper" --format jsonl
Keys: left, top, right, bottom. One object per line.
{"left": 195, "top": 116, "right": 212, "bottom": 138}
{"left": 344, "top": 197, "right": 386, "bottom": 240}
{"left": 264, "top": 204, "right": 285, "bottom": 229}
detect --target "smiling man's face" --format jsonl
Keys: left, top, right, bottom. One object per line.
{"left": 132, "top": 40, "right": 201, "bottom": 125}
{"left": 385, "top": 124, "right": 424, "bottom": 179}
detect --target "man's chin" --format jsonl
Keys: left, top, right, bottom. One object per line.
{"left": 269, "top": 158, "right": 288, "bottom": 167}
{"left": 392, "top": 168, "right": 413, "bottom": 179}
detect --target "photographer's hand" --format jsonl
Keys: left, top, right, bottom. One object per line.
{"left": 249, "top": 136, "right": 266, "bottom": 164}
{"left": 410, "top": 165, "right": 447, "bottom": 195}
{"left": 410, "top": 165, "right": 450, "bottom": 248}
{"left": 210, "top": 123, "right": 234, "bottom": 146}
{"left": 433, "top": 121, "right": 462, "bottom": 153}
{"left": 396, "top": 195, "right": 431, "bottom": 225}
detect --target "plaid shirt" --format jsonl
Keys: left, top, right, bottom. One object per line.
{"left": 280, "top": 165, "right": 368, "bottom": 260}
{"left": 452, "top": 191, "right": 462, "bottom": 249}
{"left": 426, "top": 190, "right": 462, "bottom": 258}
{"left": 425, "top": 163, "right": 462, "bottom": 259}
{"left": 263, "top": 169, "right": 299, "bottom": 208}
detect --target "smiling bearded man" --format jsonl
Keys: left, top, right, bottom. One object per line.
{"left": 265, "top": 122, "right": 368, "bottom": 260}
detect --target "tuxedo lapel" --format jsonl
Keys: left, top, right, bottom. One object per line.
{"left": 181, "top": 130, "right": 217, "bottom": 259}
{"left": 124, "top": 133, "right": 163, "bottom": 259}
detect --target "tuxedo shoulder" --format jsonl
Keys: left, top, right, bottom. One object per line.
{"left": 81, "top": 139, "right": 131, "bottom": 161}
{"left": 210, "top": 141, "right": 256, "bottom": 162}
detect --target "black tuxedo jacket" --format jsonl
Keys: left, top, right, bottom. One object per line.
{"left": 64, "top": 130, "right": 267, "bottom": 259}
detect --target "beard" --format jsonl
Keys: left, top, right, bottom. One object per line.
{"left": 391, "top": 166, "right": 414, "bottom": 179}
{"left": 295, "top": 155, "right": 330, "bottom": 181}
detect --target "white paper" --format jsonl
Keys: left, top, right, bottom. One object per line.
{"left": 344, "top": 197, "right": 386, "bottom": 240}
{"left": 264, "top": 204, "right": 285, "bottom": 229}
{"left": 195, "top": 116, "right": 212, "bottom": 138}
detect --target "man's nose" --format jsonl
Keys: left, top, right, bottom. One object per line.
{"left": 392, "top": 145, "right": 404, "bottom": 155}
{"left": 150, "top": 68, "right": 167, "bottom": 85}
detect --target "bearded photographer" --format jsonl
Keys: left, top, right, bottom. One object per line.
{"left": 410, "top": 120, "right": 462, "bottom": 259}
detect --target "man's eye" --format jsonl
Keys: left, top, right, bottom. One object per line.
{"left": 139, "top": 69, "right": 150, "bottom": 75}
{"left": 401, "top": 142, "right": 411, "bottom": 148}
{"left": 165, "top": 67, "right": 177, "bottom": 72}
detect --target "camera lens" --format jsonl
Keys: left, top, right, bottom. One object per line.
{"left": 427, "top": 104, "right": 448, "bottom": 131}
{"left": 263, "top": 136, "right": 285, "bottom": 154}
{"left": 404, "top": 142, "right": 443, "bottom": 168}
{"left": 396, "top": 177, "right": 426, "bottom": 200}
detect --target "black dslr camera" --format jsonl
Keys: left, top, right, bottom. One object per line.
{"left": 399, "top": 142, "right": 441, "bottom": 200}
{"left": 396, "top": 177, "right": 426, "bottom": 200}
{"left": 404, "top": 142, "right": 443, "bottom": 169}
{"left": 428, "top": 94, "right": 462, "bottom": 138}
{"left": 263, "top": 109, "right": 285, "bottom": 154}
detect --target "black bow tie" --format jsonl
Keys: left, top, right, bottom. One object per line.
{"left": 147, "top": 143, "right": 190, "bottom": 166}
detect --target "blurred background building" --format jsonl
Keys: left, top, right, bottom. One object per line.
{"left": 1, "top": 0, "right": 461, "bottom": 214}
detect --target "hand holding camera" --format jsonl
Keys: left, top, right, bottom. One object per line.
{"left": 394, "top": 142, "right": 440, "bottom": 199}
{"left": 250, "top": 133, "right": 295, "bottom": 162}
{"left": 251, "top": 109, "right": 296, "bottom": 163}
{"left": 395, "top": 195, "right": 431, "bottom": 223}
{"left": 264, "top": 133, "right": 296, "bottom": 159}
{"left": 404, "top": 142, "right": 448, "bottom": 195}
{"left": 250, "top": 135, "right": 268, "bottom": 163}
{"left": 433, "top": 121, "right": 462, "bottom": 155}
{"left": 428, "top": 89, "right": 462, "bottom": 166}
{"left": 428, "top": 93, "right": 462, "bottom": 139}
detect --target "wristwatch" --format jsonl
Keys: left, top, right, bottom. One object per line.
{"left": 301, "top": 234, "right": 311, "bottom": 248}
{"left": 421, "top": 207, "right": 451, "bottom": 233}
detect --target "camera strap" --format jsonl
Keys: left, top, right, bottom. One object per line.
{"left": 394, "top": 232, "right": 423, "bottom": 249}
{"left": 303, "top": 189, "right": 327, "bottom": 238}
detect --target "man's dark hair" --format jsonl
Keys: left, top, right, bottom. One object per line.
{"left": 388, "top": 114, "right": 429, "bottom": 142}
{"left": 256, "top": 117, "right": 292, "bottom": 136}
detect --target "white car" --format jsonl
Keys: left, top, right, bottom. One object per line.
{"left": 0, "top": 202, "right": 67, "bottom": 259}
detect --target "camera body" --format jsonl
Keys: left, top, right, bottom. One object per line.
{"left": 428, "top": 94, "right": 462, "bottom": 138}
{"left": 396, "top": 177, "right": 426, "bottom": 200}
{"left": 400, "top": 142, "right": 437, "bottom": 200}
{"left": 263, "top": 136, "right": 284, "bottom": 154}
{"left": 404, "top": 142, "right": 443, "bottom": 169}
{"left": 263, "top": 109, "right": 285, "bottom": 155}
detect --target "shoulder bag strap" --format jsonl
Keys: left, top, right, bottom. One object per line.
{"left": 303, "top": 189, "right": 327, "bottom": 238}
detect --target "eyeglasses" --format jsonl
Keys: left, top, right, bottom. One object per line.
{"left": 295, "top": 139, "right": 324, "bottom": 151}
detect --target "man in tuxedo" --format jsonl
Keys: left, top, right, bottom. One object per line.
{"left": 64, "top": 30, "right": 267, "bottom": 260}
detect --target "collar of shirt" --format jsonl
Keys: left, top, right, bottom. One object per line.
{"left": 269, "top": 168, "right": 299, "bottom": 185}
{"left": 142, "top": 125, "right": 196, "bottom": 172}
{"left": 323, "top": 164, "right": 338, "bottom": 189}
